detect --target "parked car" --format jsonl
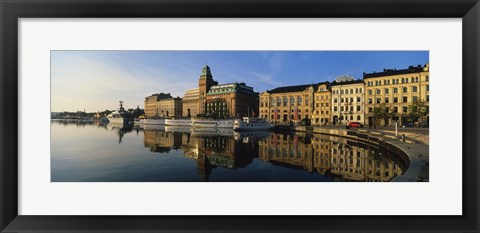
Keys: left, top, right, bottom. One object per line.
{"left": 347, "top": 122, "right": 364, "bottom": 128}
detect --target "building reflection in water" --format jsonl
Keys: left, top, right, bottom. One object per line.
{"left": 141, "top": 125, "right": 406, "bottom": 182}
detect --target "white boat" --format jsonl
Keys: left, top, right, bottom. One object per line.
{"left": 191, "top": 118, "right": 234, "bottom": 128}
{"left": 191, "top": 127, "right": 234, "bottom": 137}
{"left": 107, "top": 111, "right": 131, "bottom": 125}
{"left": 106, "top": 101, "right": 132, "bottom": 125}
{"left": 233, "top": 117, "right": 274, "bottom": 131}
{"left": 143, "top": 118, "right": 166, "bottom": 125}
{"left": 165, "top": 118, "right": 193, "bottom": 126}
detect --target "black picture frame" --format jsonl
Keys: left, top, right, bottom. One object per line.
{"left": 1, "top": 0, "right": 478, "bottom": 232}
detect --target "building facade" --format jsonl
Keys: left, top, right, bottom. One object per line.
{"left": 181, "top": 65, "right": 259, "bottom": 118}
{"left": 259, "top": 84, "right": 319, "bottom": 123}
{"left": 330, "top": 80, "right": 365, "bottom": 125}
{"left": 312, "top": 83, "right": 331, "bottom": 125}
{"left": 364, "top": 64, "right": 429, "bottom": 126}
{"left": 144, "top": 93, "right": 182, "bottom": 118}
{"left": 205, "top": 82, "right": 258, "bottom": 118}
{"left": 182, "top": 88, "right": 200, "bottom": 117}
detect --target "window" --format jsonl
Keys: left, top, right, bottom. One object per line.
{"left": 412, "top": 86, "right": 418, "bottom": 92}
{"left": 415, "top": 77, "right": 419, "bottom": 82}
{"left": 350, "top": 106, "right": 353, "bottom": 111}
{"left": 368, "top": 90, "right": 373, "bottom": 95}
{"left": 393, "top": 97, "right": 398, "bottom": 103}
{"left": 385, "top": 97, "right": 389, "bottom": 103}
{"left": 350, "top": 97, "right": 353, "bottom": 102}
{"left": 305, "top": 97, "right": 309, "bottom": 106}
{"left": 326, "top": 102, "right": 329, "bottom": 107}
{"left": 426, "top": 75, "right": 429, "bottom": 81}
{"left": 357, "top": 115, "right": 361, "bottom": 121}
{"left": 385, "top": 88, "right": 389, "bottom": 94}
{"left": 411, "top": 77, "right": 414, "bottom": 83}
{"left": 427, "top": 95, "right": 429, "bottom": 101}
{"left": 403, "top": 87, "right": 408, "bottom": 93}
{"left": 297, "top": 96, "right": 302, "bottom": 105}
{"left": 376, "top": 89, "right": 380, "bottom": 95}
{"left": 402, "top": 78, "right": 405, "bottom": 83}
{"left": 341, "top": 106, "right": 344, "bottom": 111}
{"left": 413, "top": 96, "right": 418, "bottom": 102}
{"left": 341, "top": 98, "right": 344, "bottom": 103}
{"left": 350, "top": 89, "right": 353, "bottom": 94}
{"left": 396, "top": 79, "right": 399, "bottom": 84}
{"left": 357, "top": 106, "right": 361, "bottom": 112}
{"left": 369, "top": 107, "right": 373, "bottom": 113}
{"left": 387, "top": 80, "right": 390, "bottom": 85}
{"left": 290, "top": 96, "right": 295, "bottom": 105}
{"left": 350, "top": 115, "right": 353, "bottom": 120}
{"left": 334, "top": 106, "right": 337, "bottom": 112}
{"left": 393, "top": 88, "right": 398, "bottom": 93}
{"left": 334, "top": 98, "right": 337, "bottom": 103}
{"left": 355, "top": 88, "right": 358, "bottom": 93}
{"left": 403, "top": 106, "right": 408, "bottom": 113}
{"left": 277, "top": 97, "right": 281, "bottom": 106}
{"left": 368, "top": 98, "right": 372, "bottom": 104}
{"left": 315, "top": 96, "right": 319, "bottom": 101}
{"left": 341, "top": 90, "right": 344, "bottom": 95}
{"left": 426, "top": 85, "right": 429, "bottom": 91}
{"left": 383, "top": 80, "right": 386, "bottom": 85}
{"left": 283, "top": 96, "right": 288, "bottom": 106}
{"left": 345, "top": 89, "right": 349, "bottom": 94}
{"left": 393, "top": 107, "right": 398, "bottom": 113}
{"left": 316, "top": 103, "right": 319, "bottom": 107}
{"left": 376, "top": 98, "right": 381, "bottom": 103}
{"left": 403, "top": 96, "right": 408, "bottom": 102}
{"left": 359, "top": 88, "right": 362, "bottom": 93}
{"left": 357, "top": 97, "right": 361, "bottom": 102}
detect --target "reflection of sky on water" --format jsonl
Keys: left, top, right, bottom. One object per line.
{"left": 51, "top": 120, "right": 406, "bottom": 182}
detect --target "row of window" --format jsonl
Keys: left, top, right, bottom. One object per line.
{"left": 367, "top": 85, "right": 429, "bottom": 95}
{"left": 332, "top": 88, "right": 363, "bottom": 95}
{"left": 367, "top": 95, "right": 428, "bottom": 104}
{"left": 366, "top": 75, "right": 428, "bottom": 87}
{"left": 334, "top": 97, "right": 362, "bottom": 104}
{"left": 333, "top": 105, "right": 362, "bottom": 112}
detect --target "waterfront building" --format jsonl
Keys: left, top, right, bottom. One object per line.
{"left": 144, "top": 93, "right": 182, "bottom": 118}
{"left": 259, "top": 83, "right": 321, "bottom": 124}
{"left": 206, "top": 82, "right": 258, "bottom": 118}
{"left": 363, "top": 64, "right": 429, "bottom": 126}
{"left": 182, "top": 65, "right": 259, "bottom": 118}
{"left": 312, "top": 83, "right": 331, "bottom": 126}
{"left": 330, "top": 78, "right": 365, "bottom": 125}
{"left": 182, "top": 88, "right": 200, "bottom": 117}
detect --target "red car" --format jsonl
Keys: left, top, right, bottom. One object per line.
{"left": 347, "top": 122, "right": 364, "bottom": 128}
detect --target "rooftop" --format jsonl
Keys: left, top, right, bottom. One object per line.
{"left": 363, "top": 64, "right": 428, "bottom": 79}
{"left": 266, "top": 81, "right": 329, "bottom": 94}
{"left": 330, "top": 79, "right": 364, "bottom": 86}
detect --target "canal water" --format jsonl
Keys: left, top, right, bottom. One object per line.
{"left": 51, "top": 120, "right": 407, "bottom": 182}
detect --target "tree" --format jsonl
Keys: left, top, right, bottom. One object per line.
{"left": 373, "top": 103, "right": 393, "bottom": 127}
{"left": 406, "top": 100, "right": 429, "bottom": 125}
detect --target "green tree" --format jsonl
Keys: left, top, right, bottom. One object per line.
{"left": 407, "top": 100, "right": 429, "bottom": 125}
{"left": 373, "top": 104, "right": 393, "bottom": 127}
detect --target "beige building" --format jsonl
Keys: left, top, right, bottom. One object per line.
{"left": 182, "top": 88, "right": 199, "bottom": 117}
{"left": 260, "top": 83, "right": 328, "bottom": 124}
{"left": 312, "top": 83, "right": 331, "bottom": 126}
{"left": 144, "top": 93, "right": 182, "bottom": 118}
{"left": 331, "top": 79, "right": 365, "bottom": 125}
{"left": 364, "top": 64, "right": 429, "bottom": 126}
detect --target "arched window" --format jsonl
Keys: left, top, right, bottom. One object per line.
{"left": 412, "top": 86, "right": 418, "bottom": 92}
{"left": 385, "top": 88, "right": 389, "bottom": 94}
{"left": 403, "top": 87, "right": 408, "bottom": 93}
{"left": 393, "top": 88, "right": 398, "bottom": 93}
{"left": 357, "top": 115, "right": 361, "bottom": 121}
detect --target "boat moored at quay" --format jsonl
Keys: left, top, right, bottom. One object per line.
{"left": 191, "top": 118, "right": 234, "bottom": 128}
{"left": 233, "top": 117, "right": 274, "bottom": 131}
{"left": 165, "top": 117, "right": 193, "bottom": 126}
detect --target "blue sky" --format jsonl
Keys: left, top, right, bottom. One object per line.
{"left": 51, "top": 51, "right": 428, "bottom": 112}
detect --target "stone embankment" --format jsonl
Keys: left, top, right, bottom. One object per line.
{"left": 292, "top": 126, "right": 429, "bottom": 182}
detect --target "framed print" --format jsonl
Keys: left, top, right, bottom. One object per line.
{"left": 1, "top": 0, "right": 479, "bottom": 232}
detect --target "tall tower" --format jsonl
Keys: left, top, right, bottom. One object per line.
{"left": 198, "top": 65, "right": 217, "bottom": 115}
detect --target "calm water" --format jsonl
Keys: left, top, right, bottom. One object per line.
{"left": 51, "top": 120, "right": 407, "bottom": 182}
